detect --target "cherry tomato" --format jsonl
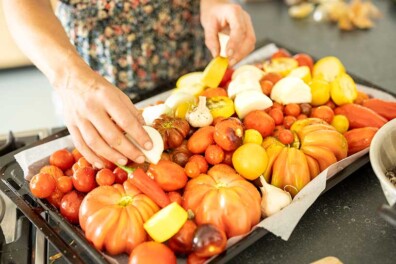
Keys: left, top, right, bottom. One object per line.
{"left": 278, "top": 129, "right": 294, "bottom": 145}
{"left": 129, "top": 242, "right": 176, "bottom": 264}
{"left": 204, "top": 145, "right": 224, "bottom": 165}
{"left": 262, "top": 72, "right": 283, "bottom": 85}
{"left": 60, "top": 191, "right": 84, "bottom": 224}
{"left": 77, "top": 157, "right": 92, "bottom": 168}
{"left": 311, "top": 105, "right": 335, "bottom": 123}
{"left": 71, "top": 148, "right": 83, "bottom": 162}
{"left": 192, "top": 224, "right": 227, "bottom": 258}
{"left": 72, "top": 167, "right": 97, "bottom": 193}
{"left": 268, "top": 108, "right": 284, "bottom": 125}
{"left": 188, "top": 155, "right": 209, "bottom": 174}
{"left": 187, "top": 253, "right": 208, "bottom": 264}
{"left": 49, "top": 149, "right": 75, "bottom": 171}
{"left": 29, "top": 172, "right": 56, "bottom": 198}
{"left": 271, "top": 48, "right": 291, "bottom": 59}
{"left": 283, "top": 115, "right": 297, "bottom": 129}
{"left": 297, "top": 114, "right": 308, "bottom": 120}
{"left": 96, "top": 168, "right": 116, "bottom": 186}
{"left": 324, "top": 100, "right": 336, "bottom": 110}
{"left": 284, "top": 103, "right": 301, "bottom": 117}
{"left": 113, "top": 167, "right": 128, "bottom": 184}
{"left": 272, "top": 125, "right": 285, "bottom": 138}
{"left": 185, "top": 161, "right": 201, "bottom": 178}
{"left": 293, "top": 53, "right": 314, "bottom": 72}
{"left": 56, "top": 176, "right": 73, "bottom": 193}
{"left": 40, "top": 165, "right": 64, "bottom": 180}
{"left": 168, "top": 220, "right": 197, "bottom": 254}
{"left": 99, "top": 157, "right": 116, "bottom": 170}
{"left": 167, "top": 191, "right": 183, "bottom": 206}
{"left": 46, "top": 187, "right": 64, "bottom": 208}
{"left": 259, "top": 79, "right": 273, "bottom": 96}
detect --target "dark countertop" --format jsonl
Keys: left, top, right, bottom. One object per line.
{"left": 229, "top": 1, "right": 396, "bottom": 263}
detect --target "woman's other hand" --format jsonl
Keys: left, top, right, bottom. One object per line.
{"left": 56, "top": 60, "right": 152, "bottom": 169}
{"left": 200, "top": 0, "right": 256, "bottom": 66}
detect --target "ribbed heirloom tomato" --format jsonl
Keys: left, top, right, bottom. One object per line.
{"left": 79, "top": 180, "right": 159, "bottom": 255}
{"left": 183, "top": 164, "right": 261, "bottom": 238}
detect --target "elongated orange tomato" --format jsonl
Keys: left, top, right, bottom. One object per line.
{"left": 79, "top": 180, "right": 159, "bottom": 255}
{"left": 183, "top": 164, "right": 261, "bottom": 238}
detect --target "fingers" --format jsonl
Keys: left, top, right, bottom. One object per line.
{"left": 104, "top": 91, "right": 153, "bottom": 151}
{"left": 89, "top": 110, "right": 146, "bottom": 164}
{"left": 203, "top": 17, "right": 220, "bottom": 58}
{"left": 119, "top": 92, "right": 145, "bottom": 125}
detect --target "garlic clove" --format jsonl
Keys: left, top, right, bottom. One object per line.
{"left": 186, "top": 96, "right": 213, "bottom": 128}
{"left": 259, "top": 176, "right": 292, "bottom": 218}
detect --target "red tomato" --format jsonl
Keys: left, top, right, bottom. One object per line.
{"left": 204, "top": 145, "right": 224, "bottom": 165}
{"left": 147, "top": 160, "right": 188, "bottom": 191}
{"left": 184, "top": 161, "right": 201, "bottom": 178}
{"left": 192, "top": 224, "right": 227, "bottom": 257}
{"left": 167, "top": 191, "right": 183, "bottom": 206}
{"left": 278, "top": 129, "right": 294, "bottom": 145}
{"left": 49, "top": 149, "right": 75, "bottom": 171}
{"left": 77, "top": 157, "right": 92, "bottom": 168}
{"left": 56, "top": 176, "right": 73, "bottom": 193}
{"left": 284, "top": 103, "right": 301, "bottom": 117}
{"left": 113, "top": 167, "right": 128, "bottom": 184}
{"left": 100, "top": 156, "right": 116, "bottom": 170}
{"left": 311, "top": 105, "right": 335, "bottom": 123}
{"left": 187, "top": 253, "right": 208, "bottom": 264}
{"left": 96, "top": 168, "right": 116, "bottom": 186}
{"left": 72, "top": 167, "right": 97, "bottom": 193}
{"left": 188, "top": 155, "right": 208, "bottom": 174}
{"left": 219, "top": 68, "right": 234, "bottom": 88}
{"left": 262, "top": 72, "right": 283, "bottom": 85}
{"left": 283, "top": 115, "right": 297, "bottom": 129}
{"left": 40, "top": 165, "right": 63, "bottom": 180}
{"left": 260, "top": 79, "right": 274, "bottom": 96}
{"left": 60, "top": 191, "right": 84, "bottom": 224}
{"left": 72, "top": 148, "right": 83, "bottom": 162}
{"left": 271, "top": 48, "right": 291, "bottom": 59}
{"left": 293, "top": 53, "right": 314, "bottom": 71}
{"left": 128, "top": 242, "right": 176, "bottom": 264}
{"left": 47, "top": 187, "right": 64, "bottom": 208}
{"left": 29, "top": 172, "right": 56, "bottom": 198}
{"left": 222, "top": 150, "right": 234, "bottom": 166}
{"left": 269, "top": 108, "right": 284, "bottom": 125}
{"left": 168, "top": 220, "right": 197, "bottom": 254}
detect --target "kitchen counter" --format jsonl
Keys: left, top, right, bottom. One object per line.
{"left": 229, "top": 0, "right": 396, "bottom": 263}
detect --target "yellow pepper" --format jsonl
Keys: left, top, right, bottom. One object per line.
{"left": 143, "top": 202, "right": 188, "bottom": 243}
{"left": 330, "top": 73, "right": 358, "bottom": 105}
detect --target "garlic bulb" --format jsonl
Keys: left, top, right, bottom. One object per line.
{"left": 260, "top": 176, "right": 292, "bottom": 218}
{"left": 186, "top": 96, "right": 213, "bottom": 128}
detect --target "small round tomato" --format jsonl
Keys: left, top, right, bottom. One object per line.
{"left": 40, "top": 165, "right": 64, "bottom": 180}
{"left": 283, "top": 115, "right": 297, "bottom": 129}
{"left": 268, "top": 108, "right": 284, "bottom": 125}
{"left": 205, "top": 145, "right": 224, "bottom": 165}
{"left": 293, "top": 53, "right": 314, "bottom": 71}
{"left": 147, "top": 160, "right": 188, "bottom": 191}
{"left": 297, "top": 114, "right": 308, "bottom": 120}
{"left": 243, "top": 129, "right": 263, "bottom": 145}
{"left": 272, "top": 125, "right": 285, "bottom": 138}
{"left": 192, "top": 224, "right": 227, "bottom": 258}
{"left": 331, "top": 114, "right": 349, "bottom": 133}
{"left": 72, "top": 167, "right": 97, "bottom": 193}
{"left": 185, "top": 161, "right": 201, "bottom": 178}
{"left": 96, "top": 168, "right": 116, "bottom": 186}
{"left": 46, "top": 187, "right": 64, "bottom": 208}
{"left": 56, "top": 176, "right": 73, "bottom": 193}
{"left": 271, "top": 48, "right": 291, "bottom": 59}
{"left": 50, "top": 149, "right": 75, "bottom": 171}
{"left": 232, "top": 143, "right": 268, "bottom": 180}
{"left": 311, "top": 105, "right": 335, "bottom": 123}
{"left": 278, "top": 129, "right": 294, "bottom": 145}
{"left": 260, "top": 79, "right": 273, "bottom": 96}
{"left": 284, "top": 104, "right": 301, "bottom": 117}
{"left": 167, "top": 191, "right": 183, "bottom": 206}
{"left": 300, "top": 103, "right": 312, "bottom": 116}
{"left": 100, "top": 157, "right": 116, "bottom": 170}
{"left": 113, "top": 167, "right": 128, "bottom": 184}
{"left": 214, "top": 118, "right": 244, "bottom": 151}
{"left": 243, "top": 110, "right": 275, "bottom": 138}
{"left": 129, "top": 242, "right": 176, "bottom": 264}
{"left": 77, "top": 157, "right": 92, "bottom": 168}
{"left": 29, "top": 172, "right": 56, "bottom": 198}
{"left": 72, "top": 148, "right": 83, "bottom": 162}
{"left": 262, "top": 72, "right": 283, "bottom": 85}
{"left": 271, "top": 101, "right": 284, "bottom": 111}
{"left": 168, "top": 220, "right": 197, "bottom": 254}
{"left": 60, "top": 191, "right": 84, "bottom": 224}
{"left": 222, "top": 150, "right": 234, "bottom": 166}
{"left": 188, "top": 155, "right": 208, "bottom": 174}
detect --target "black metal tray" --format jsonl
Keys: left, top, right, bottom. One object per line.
{"left": 1, "top": 40, "right": 395, "bottom": 264}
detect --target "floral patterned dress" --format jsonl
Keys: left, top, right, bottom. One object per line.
{"left": 56, "top": 0, "right": 210, "bottom": 101}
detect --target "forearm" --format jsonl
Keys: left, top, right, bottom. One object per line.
{"left": 2, "top": 0, "right": 86, "bottom": 88}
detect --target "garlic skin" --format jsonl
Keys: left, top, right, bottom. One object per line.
{"left": 186, "top": 96, "right": 213, "bottom": 128}
{"left": 259, "top": 176, "right": 292, "bottom": 218}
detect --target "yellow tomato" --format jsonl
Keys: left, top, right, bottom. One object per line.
{"left": 143, "top": 202, "right": 188, "bottom": 243}
{"left": 243, "top": 129, "right": 263, "bottom": 145}
{"left": 202, "top": 57, "right": 229, "bottom": 88}
{"left": 313, "top": 56, "right": 345, "bottom": 82}
{"left": 263, "top": 57, "right": 298, "bottom": 77}
{"left": 331, "top": 114, "right": 349, "bottom": 134}
{"left": 310, "top": 78, "right": 331, "bottom": 106}
{"left": 330, "top": 73, "right": 358, "bottom": 106}
{"left": 232, "top": 143, "right": 268, "bottom": 180}
{"left": 206, "top": 96, "right": 235, "bottom": 118}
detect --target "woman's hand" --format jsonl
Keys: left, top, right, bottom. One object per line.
{"left": 55, "top": 61, "right": 152, "bottom": 169}
{"left": 200, "top": 0, "right": 256, "bottom": 66}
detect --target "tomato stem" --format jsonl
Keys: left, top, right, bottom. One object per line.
{"left": 118, "top": 195, "right": 133, "bottom": 207}
{"left": 117, "top": 164, "right": 135, "bottom": 175}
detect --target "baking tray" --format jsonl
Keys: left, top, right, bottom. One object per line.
{"left": 1, "top": 40, "right": 395, "bottom": 264}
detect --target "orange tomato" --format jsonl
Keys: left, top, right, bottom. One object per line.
{"left": 243, "top": 111, "right": 275, "bottom": 138}
{"left": 96, "top": 168, "right": 116, "bottom": 186}
{"left": 283, "top": 115, "right": 297, "bottom": 129}
{"left": 50, "top": 149, "right": 75, "bottom": 171}
{"left": 311, "top": 105, "right": 335, "bottom": 124}
{"left": 268, "top": 108, "right": 284, "bottom": 125}
{"left": 188, "top": 155, "right": 208, "bottom": 174}
{"left": 40, "top": 165, "right": 64, "bottom": 180}
{"left": 205, "top": 145, "right": 224, "bottom": 165}
{"left": 147, "top": 160, "right": 188, "bottom": 191}
{"left": 129, "top": 242, "right": 176, "bottom": 264}
{"left": 284, "top": 104, "right": 301, "bottom": 117}
{"left": 213, "top": 118, "right": 244, "bottom": 151}
{"left": 187, "top": 126, "right": 215, "bottom": 154}
{"left": 29, "top": 172, "right": 56, "bottom": 198}
{"left": 56, "top": 176, "right": 73, "bottom": 193}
